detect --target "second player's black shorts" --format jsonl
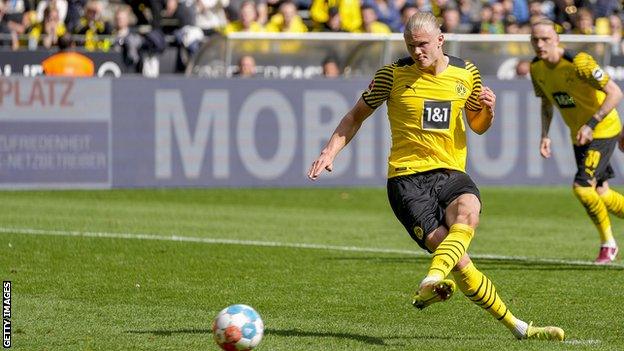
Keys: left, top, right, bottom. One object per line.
{"left": 573, "top": 136, "right": 618, "bottom": 187}
{"left": 386, "top": 169, "right": 481, "bottom": 252}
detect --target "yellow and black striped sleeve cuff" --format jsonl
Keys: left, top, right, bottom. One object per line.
{"left": 362, "top": 64, "right": 394, "bottom": 109}
{"left": 465, "top": 61, "right": 482, "bottom": 111}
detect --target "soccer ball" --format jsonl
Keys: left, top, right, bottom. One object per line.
{"left": 212, "top": 304, "right": 264, "bottom": 350}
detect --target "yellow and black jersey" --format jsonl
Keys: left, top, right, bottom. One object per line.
{"left": 362, "top": 55, "right": 483, "bottom": 178}
{"left": 530, "top": 50, "right": 621, "bottom": 139}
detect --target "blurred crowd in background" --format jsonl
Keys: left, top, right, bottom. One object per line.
{"left": 0, "top": 0, "right": 622, "bottom": 75}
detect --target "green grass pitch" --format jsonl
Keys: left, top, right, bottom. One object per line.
{"left": 0, "top": 187, "right": 623, "bottom": 350}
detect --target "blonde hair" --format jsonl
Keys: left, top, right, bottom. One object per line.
{"left": 404, "top": 12, "right": 440, "bottom": 36}
{"left": 531, "top": 17, "right": 556, "bottom": 30}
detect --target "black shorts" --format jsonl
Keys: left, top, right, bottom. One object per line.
{"left": 573, "top": 136, "right": 617, "bottom": 187}
{"left": 386, "top": 169, "right": 481, "bottom": 252}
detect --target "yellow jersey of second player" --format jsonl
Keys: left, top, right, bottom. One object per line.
{"left": 362, "top": 55, "right": 483, "bottom": 178}
{"left": 530, "top": 50, "right": 621, "bottom": 140}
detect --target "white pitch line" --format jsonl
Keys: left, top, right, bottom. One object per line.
{"left": 0, "top": 227, "right": 623, "bottom": 268}
{"left": 564, "top": 339, "right": 602, "bottom": 345}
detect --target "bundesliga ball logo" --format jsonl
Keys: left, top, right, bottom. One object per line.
{"left": 212, "top": 304, "right": 264, "bottom": 350}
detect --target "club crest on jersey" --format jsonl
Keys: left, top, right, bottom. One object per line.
{"left": 413, "top": 226, "right": 424, "bottom": 240}
{"left": 592, "top": 67, "right": 605, "bottom": 81}
{"left": 455, "top": 81, "right": 467, "bottom": 97}
{"left": 565, "top": 70, "right": 576, "bottom": 84}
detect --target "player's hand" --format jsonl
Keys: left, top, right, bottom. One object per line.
{"left": 540, "top": 137, "right": 551, "bottom": 158}
{"left": 576, "top": 125, "right": 594, "bottom": 146}
{"left": 307, "top": 151, "right": 334, "bottom": 180}
{"left": 479, "top": 86, "right": 496, "bottom": 112}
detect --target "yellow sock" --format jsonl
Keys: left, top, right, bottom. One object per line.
{"left": 452, "top": 262, "right": 521, "bottom": 336}
{"left": 573, "top": 186, "right": 614, "bottom": 244}
{"left": 599, "top": 188, "right": 624, "bottom": 218}
{"left": 427, "top": 223, "right": 473, "bottom": 280}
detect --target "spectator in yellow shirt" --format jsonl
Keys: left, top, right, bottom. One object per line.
{"left": 28, "top": 7, "right": 66, "bottom": 49}
{"left": 265, "top": 0, "right": 308, "bottom": 32}
{"left": 572, "top": 7, "right": 595, "bottom": 35}
{"left": 310, "top": 0, "right": 361, "bottom": 32}
{"left": 73, "top": 0, "right": 112, "bottom": 51}
{"left": 314, "top": 6, "right": 346, "bottom": 32}
{"left": 223, "top": 0, "right": 264, "bottom": 34}
{"left": 359, "top": 4, "right": 391, "bottom": 33}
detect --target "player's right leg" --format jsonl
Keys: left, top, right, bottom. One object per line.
{"left": 412, "top": 226, "right": 457, "bottom": 310}
{"left": 422, "top": 171, "right": 482, "bottom": 284}
{"left": 413, "top": 172, "right": 481, "bottom": 308}
{"left": 424, "top": 193, "right": 479, "bottom": 281}
{"left": 386, "top": 173, "right": 458, "bottom": 310}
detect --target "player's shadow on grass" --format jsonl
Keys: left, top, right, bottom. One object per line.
{"left": 266, "top": 329, "right": 389, "bottom": 345}
{"left": 127, "top": 328, "right": 391, "bottom": 345}
{"left": 265, "top": 328, "right": 481, "bottom": 345}
{"left": 325, "top": 256, "right": 624, "bottom": 271}
{"left": 126, "top": 328, "right": 483, "bottom": 345}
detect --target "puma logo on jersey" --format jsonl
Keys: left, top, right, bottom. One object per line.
{"left": 413, "top": 226, "right": 424, "bottom": 240}
{"left": 405, "top": 85, "right": 417, "bottom": 94}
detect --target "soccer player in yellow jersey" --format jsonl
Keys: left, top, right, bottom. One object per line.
{"left": 308, "top": 12, "right": 564, "bottom": 341}
{"left": 530, "top": 18, "right": 624, "bottom": 264}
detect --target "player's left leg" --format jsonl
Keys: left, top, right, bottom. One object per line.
{"left": 451, "top": 255, "right": 564, "bottom": 341}
{"left": 417, "top": 226, "right": 565, "bottom": 341}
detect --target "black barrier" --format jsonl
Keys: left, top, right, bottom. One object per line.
{"left": 0, "top": 48, "right": 181, "bottom": 77}
{"left": 0, "top": 50, "right": 130, "bottom": 77}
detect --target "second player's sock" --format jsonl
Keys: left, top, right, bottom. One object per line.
{"left": 574, "top": 186, "right": 614, "bottom": 244}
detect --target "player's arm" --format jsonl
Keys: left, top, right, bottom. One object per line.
{"left": 463, "top": 62, "right": 494, "bottom": 134}
{"left": 308, "top": 63, "right": 393, "bottom": 180}
{"left": 307, "top": 98, "right": 374, "bottom": 180}
{"left": 577, "top": 79, "right": 623, "bottom": 145}
{"left": 574, "top": 53, "right": 624, "bottom": 145}
{"left": 528, "top": 62, "right": 553, "bottom": 157}
{"left": 465, "top": 86, "right": 495, "bottom": 135}
{"left": 540, "top": 97, "right": 554, "bottom": 158}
